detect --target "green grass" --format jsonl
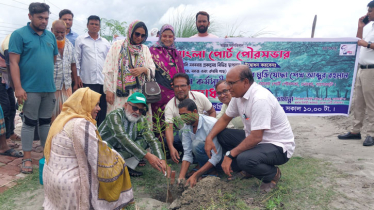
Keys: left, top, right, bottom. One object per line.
{"left": 0, "top": 166, "right": 42, "bottom": 210}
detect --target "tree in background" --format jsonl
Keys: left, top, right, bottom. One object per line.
{"left": 100, "top": 18, "right": 127, "bottom": 41}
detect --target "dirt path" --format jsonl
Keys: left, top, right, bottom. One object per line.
{"left": 289, "top": 115, "right": 374, "bottom": 210}
{"left": 4, "top": 115, "right": 374, "bottom": 209}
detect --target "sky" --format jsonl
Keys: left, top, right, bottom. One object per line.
{"left": 0, "top": 0, "right": 373, "bottom": 43}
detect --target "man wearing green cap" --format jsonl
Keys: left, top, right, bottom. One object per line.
{"left": 98, "top": 92, "right": 166, "bottom": 177}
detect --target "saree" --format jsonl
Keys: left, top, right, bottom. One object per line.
{"left": 149, "top": 24, "right": 185, "bottom": 116}
{"left": 43, "top": 88, "right": 134, "bottom": 210}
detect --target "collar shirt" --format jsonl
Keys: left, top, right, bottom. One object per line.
{"left": 75, "top": 33, "right": 110, "bottom": 85}
{"left": 66, "top": 29, "right": 79, "bottom": 47}
{"left": 181, "top": 114, "right": 222, "bottom": 166}
{"left": 359, "top": 23, "right": 374, "bottom": 65}
{"left": 164, "top": 91, "right": 213, "bottom": 128}
{"left": 54, "top": 39, "right": 76, "bottom": 90}
{"left": 225, "top": 82, "right": 295, "bottom": 158}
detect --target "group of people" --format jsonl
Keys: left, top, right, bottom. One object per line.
{"left": 20, "top": 0, "right": 374, "bottom": 209}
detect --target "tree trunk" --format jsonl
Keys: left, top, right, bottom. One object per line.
{"left": 306, "top": 89, "right": 309, "bottom": 97}
{"left": 337, "top": 90, "right": 340, "bottom": 97}
{"left": 345, "top": 89, "right": 349, "bottom": 98}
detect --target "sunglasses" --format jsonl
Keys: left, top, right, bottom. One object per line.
{"left": 128, "top": 103, "right": 147, "bottom": 116}
{"left": 134, "top": 32, "right": 146, "bottom": 39}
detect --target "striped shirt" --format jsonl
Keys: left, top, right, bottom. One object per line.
{"left": 54, "top": 39, "right": 76, "bottom": 90}
{"left": 98, "top": 108, "right": 164, "bottom": 160}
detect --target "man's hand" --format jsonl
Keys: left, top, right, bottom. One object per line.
{"left": 221, "top": 156, "right": 233, "bottom": 177}
{"left": 185, "top": 174, "right": 198, "bottom": 188}
{"left": 358, "top": 39, "right": 368, "bottom": 47}
{"left": 76, "top": 76, "right": 83, "bottom": 88}
{"left": 15, "top": 88, "right": 27, "bottom": 104}
{"left": 204, "top": 138, "right": 217, "bottom": 159}
{"left": 106, "top": 91, "right": 115, "bottom": 105}
{"left": 130, "top": 67, "right": 147, "bottom": 77}
{"left": 177, "top": 178, "right": 186, "bottom": 185}
{"left": 145, "top": 153, "right": 165, "bottom": 173}
{"left": 169, "top": 146, "right": 180, "bottom": 163}
{"left": 359, "top": 15, "right": 368, "bottom": 28}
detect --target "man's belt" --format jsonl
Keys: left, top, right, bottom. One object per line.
{"left": 360, "top": 64, "right": 374, "bottom": 69}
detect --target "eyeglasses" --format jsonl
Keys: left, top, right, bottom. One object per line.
{"left": 217, "top": 89, "right": 229, "bottom": 97}
{"left": 226, "top": 79, "right": 242, "bottom": 87}
{"left": 174, "top": 84, "right": 188, "bottom": 89}
{"left": 128, "top": 103, "right": 147, "bottom": 116}
{"left": 134, "top": 32, "right": 146, "bottom": 39}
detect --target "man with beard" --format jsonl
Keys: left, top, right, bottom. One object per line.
{"left": 9, "top": 2, "right": 58, "bottom": 173}
{"left": 164, "top": 73, "right": 216, "bottom": 164}
{"left": 190, "top": 11, "right": 219, "bottom": 38}
{"left": 177, "top": 99, "right": 222, "bottom": 187}
{"left": 59, "top": 9, "right": 79, "bottom": 47}
{"left": 51, "top": 20, "right": 78, "bottom": 120}
{"left": 98, "top": 92, "right": 166, "bottom": 177}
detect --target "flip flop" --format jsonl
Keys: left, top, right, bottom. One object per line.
{"left": 0, "top": 148, "right": 24, "bottom": 157}
{"left": 138, "top": 159, "right": 146, "bottom": 167}
{"left": 10, "top": 133, "right": 21, "bottom": 141}
{"left": 6, "top": 139, "right": 20, "bottom": 148}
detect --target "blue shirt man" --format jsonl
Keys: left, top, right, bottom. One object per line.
{"left": 9, "top": 22, "right": 58, "bottom": 92}
{"left": 66, "top": 30, "right": 79, "bottom": 46}
{"left": 177, "top": 99, "right": 223, "bottom": 187}
{"left": 59, "top": 9, "right": 79, "bottom": 46}
{"left": 9, "top": 2, "right": 58, "bottom": 174}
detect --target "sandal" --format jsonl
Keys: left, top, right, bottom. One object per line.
{"left": 21, "top": 159, "right": 33, "bottom": 174}
{"left": 128, "top": 168, "right": 143, "bottom": 177}
{"left": 0, "top": 148, "right": 23, "bottom": 157}
{"left": 10, "top": 133, "right": 21, "bottom": 141}
{"left": 138, "top": 159, "right": 146, "bottom": 167}
{"left": 6, "top": 139, "right": 20, "bottom": 148}
{"left": 227, "top": 171, "right": 254, "bottom": 182}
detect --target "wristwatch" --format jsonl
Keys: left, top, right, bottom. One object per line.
{"left": 225, "top": 151, "right": 235, "bottom": 159}
{"left": 367, "top": 41, "right": 372, "bottom": 49}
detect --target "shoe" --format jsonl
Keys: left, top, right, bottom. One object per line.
{"left": 363, "top": 136, "right": 374, "bottom": 146}
{"left": 127, "top": 168, "right": 143, "bottom": 177}
{"left": 338, "top": 132, "right": 361, "bottom": 140}
{"left": 260, "top": 167, "right": 281, "bottom": 193}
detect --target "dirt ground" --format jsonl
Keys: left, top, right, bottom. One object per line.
{"left": 5, "top": 115, "right": 374, "bottom": 210}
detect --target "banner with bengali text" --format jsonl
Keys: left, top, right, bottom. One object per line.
{"left": 116, "top": 37, "right": 360, "bottom": 116}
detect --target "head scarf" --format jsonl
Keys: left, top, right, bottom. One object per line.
{"left": 116, "top": 20, "right": 148, "bottom": 97}
{"left": 44, "top": 88, "right": 101, "bottom": 163}
{"left": 152, "top": 24, "right": 176, "bottom": 49}
{"left": 149, "top": 24, "right": 185, "bottom": 80}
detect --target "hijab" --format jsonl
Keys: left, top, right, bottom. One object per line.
{"left": 44, "top": 88, "right": 101, "bottom": 163}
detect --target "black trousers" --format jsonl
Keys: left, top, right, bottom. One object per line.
{"left": 0, "top": 78, "right": 16, "bottom": 139}
{"left": 217, "top": 128, "right": 289, "bottom": 183}
{"left": 83, "top": 84, "right": 107, "bottom": 126}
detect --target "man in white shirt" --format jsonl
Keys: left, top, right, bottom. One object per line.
{"left": 164, "top": 73, "right": 216, "bottom": 163}
{"left": 75, "top": 15, "right": 110, "bottom": 126}
{"left": 206, "top": 65, "right": 295, "bottom": 193}
{"left": 338, "top": 1, "right": 374, "bottom": 147}
{"left": 190, "top": 11, "right": 219, "bottom": 38}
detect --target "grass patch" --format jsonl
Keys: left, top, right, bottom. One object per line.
{"left": 202, "top": 157, "right": 338, "bottom": 210}
{"left": 0, "top": 167, "right": 42, "bottom": 210}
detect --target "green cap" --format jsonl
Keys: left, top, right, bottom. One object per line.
{"left": 127, "top": 92, "right": 148, "bottom": 109}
